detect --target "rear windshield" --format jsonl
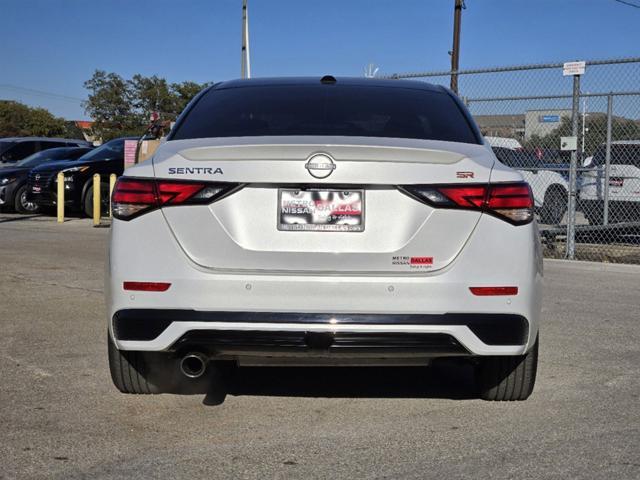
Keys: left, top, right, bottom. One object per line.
{"left": 170, "top": 85, "right": 480, "bottom": 144}
{"left": 593, "top": 144, "right": 640, "bottom": 167}
{"left": 0, "top": 141, "right": 14, "bottom": 155}
{"left": 78, "top": 139, "right": 124, "bottom": 162}
{"left": 493, "top": 147, "right": 540, "bottom": 168}
{"left": 15, "top": 147, "right": 88, "bottom": 168}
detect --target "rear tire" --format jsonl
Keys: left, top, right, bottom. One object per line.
{"left": 539, "top": 188, "right": 567, "bottom": 225}
{"left": 14, "top": 185, "right": 40, "bottom": 214}
{"left": 108, "top": 332, "right": 157, "bottom": 394}
{"left": 477, "top": 336, "right": 538, "bottom": 401}
{"left": 584, "top": 203, "right": 604, "bottom": 226}
{"left": 107, "top": 333, "right": 226, "bottom": 396}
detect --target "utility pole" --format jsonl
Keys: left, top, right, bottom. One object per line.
{"left": 241, "top": 0, "right": 251, "bottom": 79}
{"left": 450, "top": 0, "right": 464, "bottom": 94}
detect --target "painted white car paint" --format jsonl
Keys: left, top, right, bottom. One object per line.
{"left": 107, "top": 135, "right": 542, "bottom": 359}
{"left": 580, "top": 141, "right": 640, "bottom": 222}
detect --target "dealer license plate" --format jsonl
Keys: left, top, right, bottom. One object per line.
{"left": 278, "top": 189, "right": 364, "bottom": 232}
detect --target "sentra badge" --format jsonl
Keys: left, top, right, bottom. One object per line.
{"left": 168, "top": 167, "right": 223, "bottom": 175}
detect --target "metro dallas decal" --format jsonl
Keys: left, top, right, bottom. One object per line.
{"left": 392, "top": 256, "right": 434, "bottom": 269}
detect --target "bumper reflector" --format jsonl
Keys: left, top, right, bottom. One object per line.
{"left": 469, "top": 286, "right": 518, "bottom": 296}
{"left": 123, "top": 281, "right": 171, "bottom": 292}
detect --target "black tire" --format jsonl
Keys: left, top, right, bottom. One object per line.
{"left": 83, "top": 183, "right": 109, "bottom": 218}
{"left": 477, "top": 336, "right": 538, "bottom": 401}
{"left": 539, "top": 187, "right": 567, "bottom": 225}
{"left": 14, "top": 184, "right": 40, "bottom": 214}
{"left": 584, "top": 204, "right": 604, "bottom": 226}
{"left": 108, "top": 333, "right": 224, "bottom": 396}
{"left": 108, "top": 332, "right": 157, "bottom": 394}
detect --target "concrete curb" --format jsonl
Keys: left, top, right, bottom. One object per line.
{"left": 545, "top": 258, "right": 640, "bottom": 273}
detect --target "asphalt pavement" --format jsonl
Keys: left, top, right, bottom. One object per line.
{"left": 1, "top": 213, "right": 639, "bottom": 479}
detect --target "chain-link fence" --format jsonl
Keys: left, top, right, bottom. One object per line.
{"left": 384, "top": 58, "right": 640, "bottom": 264}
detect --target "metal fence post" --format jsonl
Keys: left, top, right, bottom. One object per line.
{"left": 603, "top": 93, "right": 613, "bottom": 225}
{"left": 566, "top": 74, "right": 580, "bottom": 260}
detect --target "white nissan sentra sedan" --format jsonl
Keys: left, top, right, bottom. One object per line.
{"left": 107, "top": 77, "right": 542, "bottom": 401}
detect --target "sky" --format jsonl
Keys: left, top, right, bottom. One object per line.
{"left": 1, "top": 0, "right": 639, "bottom": 120}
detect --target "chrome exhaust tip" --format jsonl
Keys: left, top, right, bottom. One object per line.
{"left": 180, "top": 352, "right": 208, "bottom": 379}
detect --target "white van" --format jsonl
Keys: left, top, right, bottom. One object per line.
{"left": 580, "top": 141, "right": 640, "bottom": 224}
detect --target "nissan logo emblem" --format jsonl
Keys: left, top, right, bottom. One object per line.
{"left": 35, "top": 174, "right": 40, "bottom": 181}
{"left": 305, "top": 153, "right": 336, "bottom": 179}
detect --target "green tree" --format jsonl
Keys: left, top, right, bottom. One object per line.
{"left": 83, "top": 70, "right": 144, "bottom": 141}
{"left": 83, "top": 70, "right": 211, "bottom": 141}
{"left": 171, "top": 81, "right": 208, "bottom": 113}
{"left": 129, "top": 74, "right": 175, "bottom": 120}
{"left": 0, "top": 100, "right": 68, "bottom": 137}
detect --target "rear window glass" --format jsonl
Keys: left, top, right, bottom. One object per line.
{"left": 171, "top": 85, "right": 479, "bottom": 144}
{"left": 0, "top": 141, "right": 14, "bottom": 155}
{"left": 79, "top": 139, "right": 125, "bottom": 162}
{"left": 593, "top": 144, "right": 640, "bottom": 166}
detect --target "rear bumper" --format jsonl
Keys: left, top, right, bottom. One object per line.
{"left": 107, "top": 211, "right": 543, "bottom": 357}
{"left": 112, "top": 309, "right": 529, "bottom": 356}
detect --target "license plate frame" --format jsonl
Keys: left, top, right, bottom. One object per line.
{"left": 278, "top": 188, "right": 365, "bottom": 232}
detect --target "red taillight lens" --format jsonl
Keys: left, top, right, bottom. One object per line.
{"left": 485, "top": 183, "right": 533, "bottom": 224}
{"left": 436, "top": 186, "right": 486, "bottom": 208}
{"left": 470, "top": 286, "right": 518, "bottom": 296}
{"left": 123, "top": 281, "right": 171, "bottom": 292}
{"left": 399, "top": 182, "right": 534, "bottom": 225}
{"left": 112, "top": 177, "right": 240, "bottom": 221}
{"left": 111, "top": 179, "right": 157, "bottom": 219}
{"left": 156, "top": 181, "right": 205, "bottom": 205}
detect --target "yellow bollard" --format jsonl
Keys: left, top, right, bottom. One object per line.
{"left": 57, "top": 172, "right": 64, "bottom": 223}
{"left": 109, "top": 174, "right": 117, "bottom": 218}
{"left": 93, "top": 174, "right": 100, "bottom": 226}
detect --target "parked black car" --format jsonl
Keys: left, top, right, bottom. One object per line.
{"left": 27, "top": 137, "right": 137, "bottom": 216}
{"left": 0, "top": 146, "right": 94, "bottom": 213}
{"left": 0, "top": 137, "right": 91, "bottom": 164}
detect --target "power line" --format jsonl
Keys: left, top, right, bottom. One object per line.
{"left": 612, "top": 0, "right": 640, "bottom": 9}
{"left": 0, "top": 84, "right": 85, "bottom": 103}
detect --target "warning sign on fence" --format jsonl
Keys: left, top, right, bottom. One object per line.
{"left": 562, "top": 61, "right": 586, "bottom": 76}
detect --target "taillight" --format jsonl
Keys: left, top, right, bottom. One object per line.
{"left": 112, "top": 177, "right": 241, "bottom": 220}
{"left": 399, "top": 182, "right": 534, "bottom": 225}
{"left": 123, "top": 281, "right": 171, "bottom": 292}
{"left": 469, "top": 286, "right": 518, "bottom": 296}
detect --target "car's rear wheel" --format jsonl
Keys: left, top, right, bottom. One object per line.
{"left": 14, "top": 185, "right": 40, "bottom": 214}
{"left": 108, "top": 332, "right": 158, "bottom": 394}
{"left": 539, "top": 187, "right": 567, "bottom": 225}
{"left": 108, "top": 333, "right": 228, "bottom": 396}
{"left": 584, "top": 202, "right": 604, "bottom": 225}
{"left": 477, "top": 336, "right": 538, "bottom": 401}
